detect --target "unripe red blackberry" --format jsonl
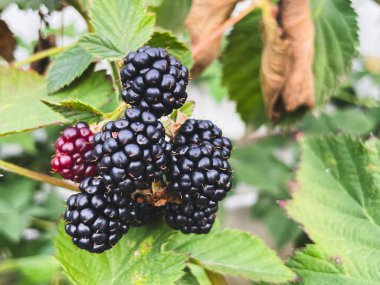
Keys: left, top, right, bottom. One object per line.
{"left": 51, "top": 122, "right": 96, "bottom": 183}
{"left": 64, "top": 177, "right": 129, "bottom": 253}
{"left": 173, "top": 119, "right": 232, "bottom": 159}
{"left": 120, "top": 46, "right": 189, "bottom": 118}
{"left": 92, "top": 107, "right": 168, "bottom": 192}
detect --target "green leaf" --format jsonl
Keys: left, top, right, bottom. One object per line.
{"left": 47, "top": 45, "right": 93, "bottom": 93}
{"left": 170, "top": 101, "right": 195, "bottom": 121}
{"left": 222, "top": 11, "right": 265, "bottom": 126}
{"left": 0, "top": 68, "right": 64, "bottom": 136}
{"left": 166, "top": 229, "right": 295, "bottom": 283}
{"left": 41, "top": 99, "right": 106, "bottom": 123}
{"left": 299, "top": 108, "right": 378, "bottom": 136}
{"left": 287, "top": 245, "right": 380, "bottom": 285}
{"left": 55, "top": 222, "right": 186, "bottom": 285}
{"left": 287, "top": 135, "right": 380, "bottom": 283}
{"left": 151, "top": 0, "right": 191, "bottom": 33}
{"left": 82, "top": 0, "right": 156, "bottom": 60}
{"left": 198, "top": 61, "right": 228, "bottom": 102}
{"left": 0, "top": 255, "right": 60, "bottom": 285}
{"left": 51, "top": 70, "right": 117, "bottom": 114}
{"left": 0, "top": 132, "right": 36, "bottom": 154}
{"left": 176, "top": 268, "right": 201, "bottom": 285}
{"left": 0, "top": 179, "right": 42, "bottom": 241}
{"left": 147, "top": 30, "right": 193, "bottom": 68}
{"left": 230, "top": 137, "right": 293, "bottom": 196}
{"left": 312, "top": 0, "right": 359, "bottom": 105}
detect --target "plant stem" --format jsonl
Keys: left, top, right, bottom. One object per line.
{"left": 192, "top": 0, "right": 262, "bottom": 58}
{"left": 205, "top": 270, "right": 229, "bottom": 285}
{"left": 111, "top": 61, "right": 122, "bottom": 98}
{"left": 106, "top": 103, "right": 129, "bottom": 121}
{"left": 0, "top": 160, "right": 79, "bottom": 192}
{"left": 13, "top": 44, "right": 74, "bottom": 68}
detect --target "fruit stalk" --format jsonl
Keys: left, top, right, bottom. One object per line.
{"left": 0, "top": 159, "right": 79, "bottom": 191}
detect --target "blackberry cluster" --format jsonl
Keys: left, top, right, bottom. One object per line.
{"left": 120, "top": 46, "right": 189, "bottom": 118}
{"left": 92, "top": 107, "right": 168, "bottom": 192}
{"left": 60, "top": 46, "right": 233, "bottom": 253}
{"left": 51, "top": 122, "right": 96, "bottom": 182}
{"left": 165, "top": 142, "right": 232, "bottom": 234}
{"left": 64, "top": 177, "right": 129, "bottom": 253}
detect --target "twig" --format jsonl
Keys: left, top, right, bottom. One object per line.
{"left": 13, "top": 44, "right": 74, "bottom": 68}
{"left": 237, "top": 128, "right": 297, "bottom": 146}
{"left": 0, "top": 160, "right": 79, "bottom": 192}
{"left": 192, "top": 0, "right": 262, "bottom": 58}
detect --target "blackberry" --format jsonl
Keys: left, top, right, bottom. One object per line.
{"left": 173, "top": 119, "right": 232, "bottom": 159}
{"left": 92, "top": 107, "right": 168, "bottom": 192}
{"left": 165, "top": 143, "right": 233, "bottom": 234}
{"left": 64, "top": 178, "right": 129, "bottom": 253}
{"left": 51, "top": 122, "right": 96, "bottom": 183}
{"left": 120, "top": 46, "right": 189, "bottom": 118}
{"left": 126, "top": 194, "right": 164, "bottom": 227}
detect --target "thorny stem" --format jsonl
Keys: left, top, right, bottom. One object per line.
{"left": 13, "top": 44, "right": 74, "bottom": 68}
{"left": 0, "top": 160, "right": 79, "bottom": 192}
{"left": 191, "top": 0, "right": 262, "bottom": 58}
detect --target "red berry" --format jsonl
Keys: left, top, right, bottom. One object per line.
{"left": 51, "top": 122, "right": 96, "bottom": 183}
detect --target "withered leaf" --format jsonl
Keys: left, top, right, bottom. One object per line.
{"left": 0, "top": 20, "right": 16, "bottom": 63}
{"left": 261, "top": 0, "right": 315, "bottom": 120}
{"left": 186, "top": 0, "right": 241, "bottom": 76}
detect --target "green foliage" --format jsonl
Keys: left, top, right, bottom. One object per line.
{"left": 80, "top": 0, "right": 156, "bottom": 60}
{"left": 166, "top": 228, "right": 296, "bottom": 283}
{"left": 222, "top": 11, "right": 265, "bottom": 126}
{"left": 0, "top": 68, "right": 64, "bottom": 136}
{"left": 312, "top": 0, "right": 359, "bottom": 105}
{"left": 47, "top": 45, "right": 93, "bottom": 93}
{"left": 287, "top": 135, "right": 380, "bottom": 283}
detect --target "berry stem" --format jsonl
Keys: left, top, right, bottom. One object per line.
{"left": 111, "top": 61, "right": 122, "bottom": 95}
{"left": 13, "top": 44, "right": 75, "bottom": 68}
{"left": 191, "top": 0, "right": 262, "bottom": 58}
{"left": 0, "top": 160, "right": 79, "bottom": 192}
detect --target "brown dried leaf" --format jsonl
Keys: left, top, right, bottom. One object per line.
{"left": 186, "top": 0, "right": 240, "bottom": 76}
{"left": 0, "top": 20, "right": 16, "bottom": 63}
{"left": 261, "top": 0, "right": 315, "bottom": 120}
{"left": 30, "top": 34, "right": 56, "bottom": 75}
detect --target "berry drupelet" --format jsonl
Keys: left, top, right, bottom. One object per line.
{"left": 120, "top": 46, "right": 189, "bottom": 118}
{"left": 173, "top": 119, "right": 233, "bottom": 159}
{"left": 92, "top": 107, "right": 168, "bottom": 192}
{"left": 64, "top": 177, "right": 129, "bottom": 253}
{"left": 51, "top": 122, "right": 96, "bottom": 183}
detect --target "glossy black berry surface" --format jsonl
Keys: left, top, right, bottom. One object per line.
{"left": 92, "top": 107, "right": 168, "bottom": 192}
{"left": 63, "top": 177, "right": 129, "bottom": 253}
{"left": 120, "top": 46, "right": 189, "bottom": 118}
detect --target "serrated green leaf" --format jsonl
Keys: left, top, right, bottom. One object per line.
{"left": 82, "top": 0, "right": 156, "bottom": 60}
{"left": 147, "top": 30, "right": 193, "bottom": 68}
{"left": 176, "top": 268, "right": 201, "bottom": 285}
{"left": 166, "top": 229, "right": 295, "bottom": 283}
{"left": 47, "top": 45, "right": 93, "bottom": 93}
{"left": 55, "top": 222, "right": 186, "bottom": 285}
{"left": 151, "top": 0, "right": 191, "bottom": 33}
{"left": 41, "top": 99, "right": 106, "bottom": 123}
{"left": 287, "top": 135, "right": 380, "bottom": 283}
{"left": 312, "top": 0, "right": 359, "bottom": 105}
{"left": 51, "top": 70, "right": 117, "bottom": 114}
{"left": 286, "top": 245, "right": 379, "bottom": 285}
{"left": 0, "top": 68, "right": 65, "bottom": 136}
{"left": 222, "top": 11, "right": 265, "bottom": 126}
{"left": 169, "top": 101, "right": 195, "bottom": 121}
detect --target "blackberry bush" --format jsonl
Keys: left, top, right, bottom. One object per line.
{"left": 120, "top": 46, "right": 189, "bottom": 118}
{"left": 51, "top": 122, "right": 96, "bottom": 183}
{"left": 92, "top": 107, "right": 168, "bottom": 192}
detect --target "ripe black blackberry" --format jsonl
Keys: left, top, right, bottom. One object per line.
{"left": 92, "top": 107, "right": 168, "bottom": 192}
{"left": 51, "top": 122, "right": 96, "bottom": 182}
{"left": 64, "top": 177, "right": 129, "bottom": 253}
{"left": 165, "top": 143, "right": 232, "bottom": 234}
{"left": 120, "top": 46, "right": 189, "bottom": 118}
{"left": 126, "top": 194, "right": 164, "bottom": 227}
{"left": 173, "top": 119, "right": 232, "bottom": 159}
